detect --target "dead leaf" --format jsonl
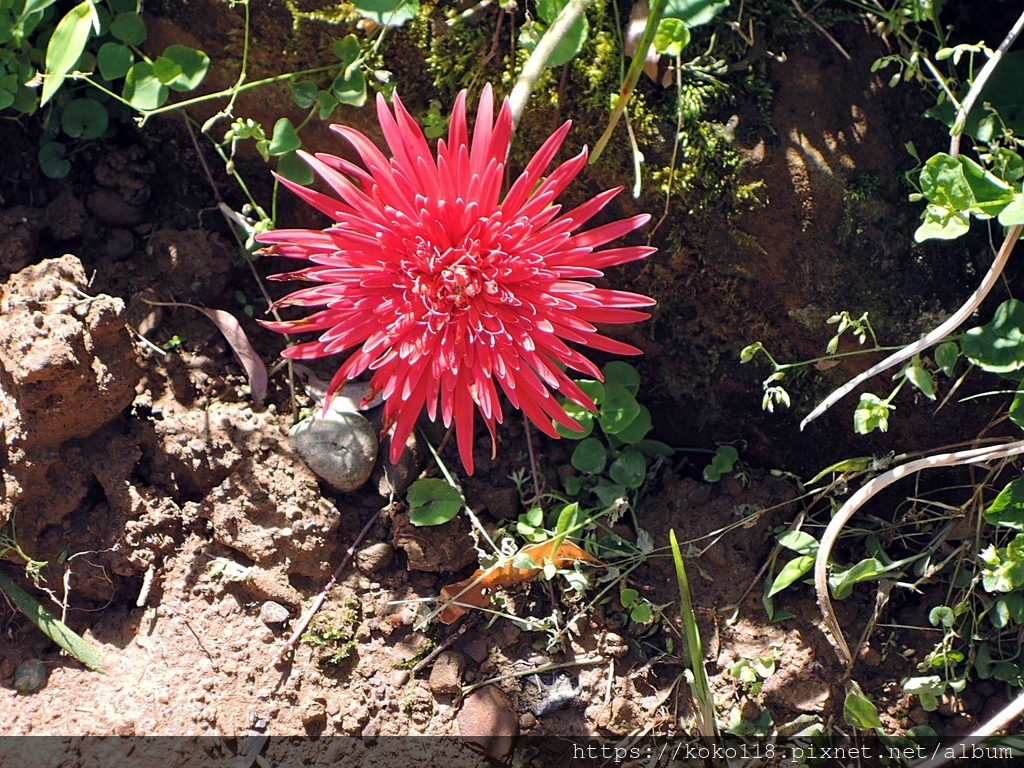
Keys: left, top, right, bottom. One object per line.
{"left": 141, "top": 298, "right": 268, "bottom": 403}
{"left": 194, "top": 307, "right": 269, "bottom": 403}
{"left": 438, "top": 540, "right": 600, "bottom": 624}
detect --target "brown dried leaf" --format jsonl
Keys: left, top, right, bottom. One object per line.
{"left": 438, "top": 540, "right": 600, "bottom": 624}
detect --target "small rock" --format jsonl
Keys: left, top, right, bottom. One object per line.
{"left": 600, "top": 632, "right": 629, "bottom": 659}
{"left": 290, "top": 412, "right": 378, "bottom": 492}
{"left": 390, "top": 669, "right": 410, "bottom": 687}
{"left": 259, "top": 601, "right": 290, "bottom": 626}
{"left": 462, "top": 638, "right": 488, "bottom": 664}
{"left": 14, "top": 659, "right": 47, "bottom": 692}
{"left": 428, "top": 651, "right": 466, "bottom": 696}
{"left": 356, "top": 542, "right": 394, "bottom": 574}
{"left": 457, "top": 685, "right": 518, "bottom": 761}
{"left": 519, "top": 712, "right": 537, "bottom": 730}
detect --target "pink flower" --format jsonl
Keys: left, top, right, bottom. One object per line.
{"left": 258, "top": 85, "right": 655, "bottom": 474}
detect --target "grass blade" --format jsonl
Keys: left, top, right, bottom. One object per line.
{"left": 0, "top": 572, "right": 106, "bottom": 673}
{"left": 669, "top": 528, "right": 716, "bottom": 742}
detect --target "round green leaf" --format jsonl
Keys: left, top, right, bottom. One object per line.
{"left": 576, "top": 379, "right": 605, "bottom": 403}
{"left": 406, "top": 478, "right": 462, "bottom": 527}
{"left": 571, "top": 437, "right": 607, "bottom": 474}
{"left": 602, "top": 361, "right": 640, "bottom": 395}
{"left": 332, "top": 68, "right": 366, "bottom": 107}
{"left": 268, "top": 117, "right": 301, "bottom": 156}
{"left": 122, "top": 61, "right": 167, "bottom": 110}
{"left": 38, "top": 140, "right": 70, "bottom": 179}
{"left": 61, "top": 98, "right": 108, "bottom": 139}
{"left": 615, "top": 405, "right": 651, "bottom": 444}
{"left": 162, "top": 45, "right": 209, "bottom": 91}
{"left": 0, "top": 88, "right": 14, "bottom": 111}
{"left": 109, "top": 0, "right": 139, "bottom": 13}
{"left": 599, "top": 382, "right": 641, "bottom": 435}
{"left": 110, "top": 11, "right": 145, "bottom": 44}
{"left": 653, "top": 17, "right": 690, "bottom": 57}
{"left": 152, "top": 55, "right": 182, "bottom": 85}
{"left": 962, "top": 299, "right": 1024, "bottom": 374}
{"left": 276, "top": 150, "right": 314, "bottom": 185}
{"left": 609, "top": 448, "right": 646, "bottom": 488}
{"left": 97, "top": 42, "right": 133, "bottom": 80}
{"left": 290, "top": 80, "right": 318, "bottom": 109}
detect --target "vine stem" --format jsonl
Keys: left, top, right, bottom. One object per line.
{"left": 508, "top": 0, "right": 594, "bottom": 128}
{"left": 800, "top": 224, "right": 1022, "bottom": 430}
{"left": 799, "top": 7, "right": 1024, "bottom": 430}
{"left": 814, "top": 439, "right": 1024, "bottom": 671}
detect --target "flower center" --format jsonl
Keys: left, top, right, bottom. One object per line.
{"left": 410, "top": 240, "right": 502, "bottom": 317}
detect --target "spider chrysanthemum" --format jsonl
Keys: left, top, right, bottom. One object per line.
{"left": 259, "top": 85, "right": 656, "bottom": 474}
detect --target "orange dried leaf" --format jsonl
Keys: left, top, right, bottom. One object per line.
{"left": 437, "top": 540, "right": 600, "bottom": 624}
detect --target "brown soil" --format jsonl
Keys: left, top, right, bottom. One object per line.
{"left": 0, "top": 2, "right": 1014, "bottom": 759}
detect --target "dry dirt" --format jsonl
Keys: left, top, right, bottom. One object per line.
{"left": 0, "top": 2, "right": 1016, "bottom": 762}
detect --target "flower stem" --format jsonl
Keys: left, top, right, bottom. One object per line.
{"left": 589, "top": 0, "right": 666, "bottom": 164}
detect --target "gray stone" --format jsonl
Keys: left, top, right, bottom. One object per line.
{"left": 290, "top": 412, "right": 378, "bottom": 492}
{"left": 259, "top": 601, "right": 290, "bottom": 626}
{"left": 355, "top": 542, "right": 394, "bottom": 574}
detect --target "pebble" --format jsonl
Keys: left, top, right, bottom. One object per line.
{"left": 355, "top": 542, "right": 394, "bottom": 574}
{"left": 390, "top": 669, "right": 410, "bottom": 687}
{"left": 290, "top": 412, "right": 378, "bottom": 492}
{"left": 427, "top": 651, "right": 465, "bottom": 696}
{"left": 458, "top": 685, "right": 519, "bottom": 761}
{"left": 462, "top": 638, "right": 488, "bottom": 664}
{"left": 259, "top": 601, "right": 290, "bottom": 626}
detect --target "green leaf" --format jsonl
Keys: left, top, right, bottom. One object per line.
{"left": 843, "top": 680, "right": 883, "bottom": 730}
{"left": 599, "top": 382, "right": 641, "bottom": 434}
{"left": 664, "top": 0, "right": 729, "bottom": 26}
{"left": 276, "top": 150, "right": 314, "bottom": 185}
{"left": 620, "top": 586, "right": 639, "bottom": 607}
{"left": 985, "top": 477, "right": 1024, "bottom": 530}
{"left": 927, "top": 51, "right": 1024, "bottom": 139}
{"left": 903, "top": 361, "right": 935, "bottom": 400}
{"left": 653, "top": 17, "right": 690, "bottom": 57}
{"left": 915, "top": 204, "right": 970, "bottom": 241}
{"left": 934, "top": 341, "right": 958, "bottom": 376}
{"left": 962, "top": 299, "right": 1024, "bottom": 374}
{"left": 602, "top": 361, "right": 640, "bottom": 395}
{"left": 830, "top": 557, "right": 888, "bottom": 600}
{"left": 97, "top": 42, "right": 133, "bottom": 80}
{"left": 609, "top": 448, "right": 646, "bottom": 488}
{"left": 522, "top": 0, "right": 589, "bottom": 68}
{"left": 332, "top": 67, "right": 367, "bottom": 107}
{"left": 853, "top": 392, "right": 893, "bottom": 434}
{"left": 291, "top": 80, "right": 318, "bottom": 109}
{"left": 316, "top": 89, "right": 339, "bottom": 120}
{"left": 0, "top": 572, "right": 106, "bottom": 672}
{"left": 122, "top": 61, "right": 168, "bottom": 110}
{"left": 614, "top": 405, "right": 651, "bottom": 444}
{"left": 38, "top": 140, "right": 70, "bottom": 178}
{"left": 268, "top": 117, "right": 301, "bottom": 156}
{"left": 554, "top": 401, "right": 594, "bottom": 439}
{"left": 41, "top": 0, "right": 97, "bottom": 106}
{"left": 593, "top": 481, "right": 627, "bottom": 506}
{"left": 110, "top": 11, "right": 145, "bottom": 44}
{"left": 959, "top": 155, "right": 1015, "bottom": 218}
{"left": 161, "top": 45, "right": 209, "bottom": 91}
{"left": 999, "top": 194, "right": 1024, "bottom": 227}
{"left": 630, "top": 601, "right": 653, "bottom": 623}
{"left": 1011, "top": 387, "right": 1024, "bottom": 431}
{"left": 991, "top": 593, "right": 1024, "bottom": 628}
{"left": 351, "top": 0, "right": 419, "bottom": 27}
{"left": 406, "top": 478, "right": 462, "bottom": 526}
{"left": 571, "top": 437, "right": 607, "bottom": 474}
{"left": 778, "top": 530, "right": 818, "bottom": 555}
{"left": 61, "top": 98, "right": 108, "bottom": 139}
{"left": 767, "top": 555, "right": 814, "bottom": 597}
{"left": 929, "top": 606, "right": 955, "bottom": 628}
{"left": 152, "top": 55, "right": 182, "bottom": 84}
